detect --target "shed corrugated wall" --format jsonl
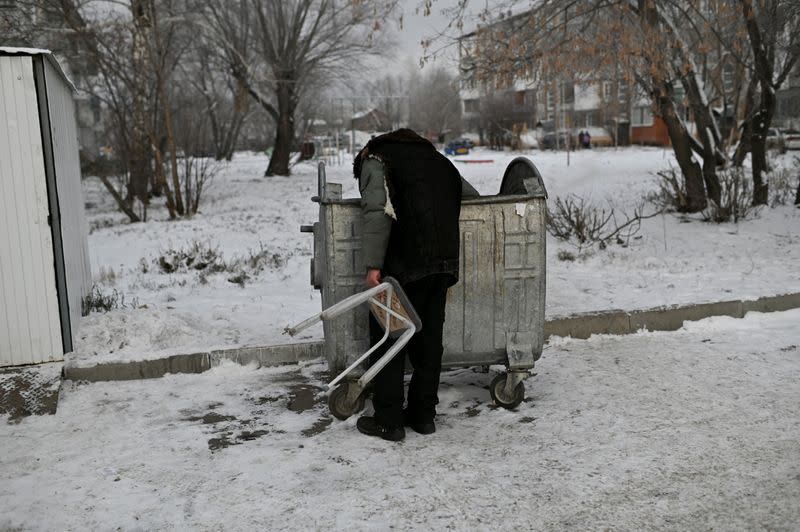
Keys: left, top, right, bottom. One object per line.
{"left": 43, "top": 57, "right": 92, "bottom": 342}
{"left": 0, "top": 55, "right": 64, "bottom": 365}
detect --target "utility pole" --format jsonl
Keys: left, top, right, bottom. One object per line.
{"left": 351, "top": 99, "right": 356, "bottom": 154}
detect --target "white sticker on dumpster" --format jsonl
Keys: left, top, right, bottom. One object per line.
{"left": 515, "top": 203, "right": 526, "bottom": 216}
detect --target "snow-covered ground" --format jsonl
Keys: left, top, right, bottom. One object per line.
{"left": 2, "top": 309, "right": 799, "bottom": 530}
{"left": 73, "top": 147, "right": 800, "bottom": 365}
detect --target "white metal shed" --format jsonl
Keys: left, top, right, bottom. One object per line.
{"left": 0, "top": 48, "right": 92, "bottom": 367}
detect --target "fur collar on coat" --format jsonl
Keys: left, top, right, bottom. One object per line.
{"left": 352, "top": 128, "right": 433, "bottom": 179}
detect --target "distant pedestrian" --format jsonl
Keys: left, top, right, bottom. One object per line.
{"left": 583, "top": 130, "right": 592, "bottom": 149}
{"left": 578, "top": 130, "right": 586, "bottom": 149}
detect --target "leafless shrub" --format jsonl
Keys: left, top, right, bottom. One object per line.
{"left": 557, "top": 250, "right": 576, "bottom": 261}
{"left": 547, "top": 195, "right": 659, "bottom": 251}
{"left": 767, "top": 161, "right": 799, "bottom": 207}
{"left": 235, "top": 243, "right": 287, "bottom": 273}
{"left": 154, "top": 241, "right": 286, "bottom": 288}
{"left": 648, "top": 167, "right": 689, "bottom": 212}
{"left": 177, "top": 156, "right": 219, "bottom": 216}
{"left": 701, "top": 167, "right": 760, "bottom": 223}
{"left": 547, "top": 195, "right": 612, "bottom": 243}
{"left": 224, "top": 243, "right": 287, "bottom": 287}
{"left": 157, "top": 241, "right": 226, "bottom": 274}
{"left": 81, "top": 285, "right": 139, "bottom": 315}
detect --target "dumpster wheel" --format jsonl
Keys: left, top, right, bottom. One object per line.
{"left": 489, "top": 373, "right": 525, "bottom": 409}
{"left": 328, "top": 382, "right": 366, "bottom": 420}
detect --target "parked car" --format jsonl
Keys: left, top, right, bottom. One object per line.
{"left": 454, "top": 137, "right": 475, "bottom": 149}
{"left": 444, "top": 139, "right": 470, "bottom": 155}
{"left": 540, "top": 131, "right": 573, "bottom": 150}
{"left": 766, "top": 127, "right": 786, "bottom": 152}
{"left": 782, "top": 128, "right": 800, "bottom": 150}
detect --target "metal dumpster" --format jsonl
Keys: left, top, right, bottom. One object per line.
{"left": 300, "top": 157, "right": 547, "bottom": 411}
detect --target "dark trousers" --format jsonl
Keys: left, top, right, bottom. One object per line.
{"left": 368, "top": 274, "right": 450, "bottom": 428}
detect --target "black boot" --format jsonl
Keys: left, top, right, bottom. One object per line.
{"left": 403, "top": 410, "right": 436, "bottom": 435}
{"left": 356, "top": 416, "right": 405, "bottom": 441}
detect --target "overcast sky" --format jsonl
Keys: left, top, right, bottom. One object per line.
{"left": 383, "top": 0, "right": 468, "bottom": 74}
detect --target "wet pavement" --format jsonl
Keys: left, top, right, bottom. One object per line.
{"left": 177, "top": 369, "right": 334, "bottom": 450}
{"left": 0, "top": 363, "right": 62, "bottom": 422}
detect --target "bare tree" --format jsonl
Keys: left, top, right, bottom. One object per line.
{"left": 366, "top": 73, "right": 409, "bottom": 129}
{"left": 673, "top": 0, "right": 800, "bottom": 203}
{"left": 181, "top": 38, "right": 252, "bottom": 161}
{"left": 439, "top": 0, "right": 800, "bottom": 208}
{"left": 477, "top": 92, "right": 515, "bottom": 149}
{"left": 409, "top": 66, "right": 462, "bottom": 139}
{"left": 736, "top": 0, "right": 800, "bottom": 204}
{"left": 454, "top": 1, "right": 710, "bottom": 210}
{"left": 198, "top": 0, "right": 398, "bottom": 176}
{"left": 16, "top": 0, "right": 221, "bottom": 221}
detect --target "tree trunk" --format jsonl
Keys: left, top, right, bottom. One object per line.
{"left": 795, "top": 175, "right": 800, "bottom": 206}
{"left": 739, "top": 0, "right": 775, "bottom": 206}
{"left": 99, "top": 176, "right": 141, "bottom": 222}
{"left": 266, "top": 80, "right": 295, "bottom": 176}
{"left": 639, "top": 0, "right": 705, "bottom": 212}
{"left": 733, "top": 78, "right": 757, "bottom": 167}
{"left": 130, "top": 2, "right": 150, "bottom": 213}
{"left": 221, "top": 77, "right": 250, "bottom": 161}
{"left": 682, "top": 75, "right": 721, "bottom": 205}
{"left": 148, "top": 0, "right": 184, "bottom": 215}
{"left": 150, "top": 140, "right": 177, "bottom": 219}
{"left": 699, "top": 130, "right": 721, "bottom": 206}
{"left": 222, "top": 115, "right": 245, "bottom": 161}
{"left": 654, "top": 82, "right": 707, "bottom": 212}
{"left": 161, "top": 87, "right": 185, "bottom": 215}
{"left": 750, "top": 122, "right": 769, "bottom": 205}
{"left": 750, "top": 88, "right": 774, "bottom": 206}
{"left": 218, "top": 110, "right": 246, "bottom": 161}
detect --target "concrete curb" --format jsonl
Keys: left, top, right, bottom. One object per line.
{"left": 63, "top": 292, "right": 800, "bottom": 383}
{"left": 64, "top": 342, "right": 325, "bottom": 382}
{"left": 544, "top": 292, "right": 800, "bottom": 339}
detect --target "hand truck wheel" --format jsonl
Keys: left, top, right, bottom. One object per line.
{"left": 328, "top": 382, "right": 366, "bottom": 420}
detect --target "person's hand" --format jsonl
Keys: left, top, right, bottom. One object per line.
{"left": 365, "top": 269, "right": 382, "bottom": 288}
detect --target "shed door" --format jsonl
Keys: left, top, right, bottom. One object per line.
{"left": 0, "top": 55, "right": 64, "bottom": 366}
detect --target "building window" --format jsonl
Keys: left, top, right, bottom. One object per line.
{"left": 602, "top": 81, "right": 613, "bottom": 100}
{"left": 632, "top": 106, "right": 654, "bottom": 127}
{"left": 526, "top": 89, "right": 536, "bottom": 107}
{"left": 561, "top": 82, "right": 575, "bottom": 105}
{"left": 618, "top": 82, "right": 629, "bottom": 104}
{"left": 464, "top": 98, "right": 479, "bottom": 113}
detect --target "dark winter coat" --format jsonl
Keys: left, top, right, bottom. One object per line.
{"left": 353, "top": 129, "right": 465, "bottom": 286}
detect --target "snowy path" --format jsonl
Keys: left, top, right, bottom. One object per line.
{"left": 3, "top": 309, "right": 799, "bottom": 530}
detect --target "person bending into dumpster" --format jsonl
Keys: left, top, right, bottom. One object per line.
{"left": 353, "top": 128, "right": 479, "bottom": 441}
